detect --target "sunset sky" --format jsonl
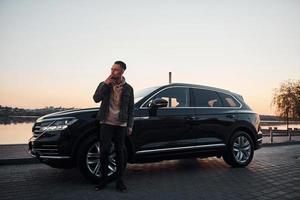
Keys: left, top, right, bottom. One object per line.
{"left": 0, "top": 0, "right": 299, "bottom": 115}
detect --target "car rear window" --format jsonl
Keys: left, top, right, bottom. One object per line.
{"left": 191, "top": 89, "right": 222, "bottom": 107}
{"left": 218, "top": 92, "right": 240, "bottom": 107}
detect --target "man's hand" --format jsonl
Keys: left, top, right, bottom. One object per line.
{"left": 127, "top": 127, "right": 133, "bottom": 135}
{"left": 104, "top": 74, "right": 115, "bottom": 85}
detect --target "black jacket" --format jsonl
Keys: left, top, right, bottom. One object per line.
{"left": 93, "top": 81, "right": 134, "bottom": 128}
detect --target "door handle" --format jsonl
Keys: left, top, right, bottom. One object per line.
{"left": 185, "top": 116, "right": 197, "bottom": 120}
{"left": 226, "top": 114, "right": 235, "bottom": 119}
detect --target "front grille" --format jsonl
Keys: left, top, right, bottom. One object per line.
{"left": 32, "top": 123, "right": 43, "bottom": 137}
{"left": 32, "top": 144, "right": 59, "bottom": 156}
{"left": 32, "top": 121, "right": 53, "bottom": 137}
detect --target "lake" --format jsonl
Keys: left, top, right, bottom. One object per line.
{"left": 261, "top": 124, "right": 300, "bottom": 130}
{"left": 0, "top": 122, "right": 34, "bottom": 144}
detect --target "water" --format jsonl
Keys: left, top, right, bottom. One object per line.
{"left": 261, "top": 124, "right": 300, "bottom": 130}
{"left": 0, "top": 122, "right": 34, "bottom": 144}
{"left": 261, "top": 121, "right": 300, "bottom": 130}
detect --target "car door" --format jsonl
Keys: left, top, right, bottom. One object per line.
{"left": 189, "top": 88, "right": 237, "bottom": 147}
{"left": 133, "top": 86, "right": 195, "bottom": 154}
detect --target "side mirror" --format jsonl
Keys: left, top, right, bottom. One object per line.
{"left": 149, "top": 98, "right": 168, "bottom": 108}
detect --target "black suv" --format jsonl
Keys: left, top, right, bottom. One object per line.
{"left": 28, "top": 83, "right": 262, "bottom": 182}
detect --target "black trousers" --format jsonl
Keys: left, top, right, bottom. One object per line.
{"left": 99, "top": 123, "right": 126, "bottom": 182}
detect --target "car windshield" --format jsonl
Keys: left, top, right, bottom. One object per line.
{"left": 134, "top": 86, "right": 160, "bottom": 103}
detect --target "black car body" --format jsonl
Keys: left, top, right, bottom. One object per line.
{"left": 28, "top": 83, "right": 262, "bottom": 182}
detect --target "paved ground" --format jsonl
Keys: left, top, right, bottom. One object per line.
{"left": 0, "top": 144, "right": 299, "bottom": 200}
{"left": 0, "top": 144, "right": 39, "bottom": 165}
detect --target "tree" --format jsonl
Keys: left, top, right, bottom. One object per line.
{"left": 272, "top": 80, "right": 300, "bottom": 130}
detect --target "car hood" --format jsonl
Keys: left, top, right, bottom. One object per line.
{"left": 36, "top": 107, "right": 99, "bottom": 122}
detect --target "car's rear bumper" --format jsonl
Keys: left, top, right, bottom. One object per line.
{"left": 255, "top": 130, "right": 263, "bottom": 150}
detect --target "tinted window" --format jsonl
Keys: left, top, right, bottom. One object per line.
{"left": 218, "top": 92, "right": 240, "bottom": 107}
{"left": 134, "top": 86, "right": 160, "bottom": 103}
{"left": 191, "top": 89, "right": 222, "bottom": 107}
{"left": 144, "top": 87, "right": 189, "bottom": 108}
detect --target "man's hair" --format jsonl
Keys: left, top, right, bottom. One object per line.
{"left": 114, "top": 61, "right": 126, "bottom": 71}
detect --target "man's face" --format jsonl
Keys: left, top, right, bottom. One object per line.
{"left": 111, "top": 64, "right": 124, "bottom": 79}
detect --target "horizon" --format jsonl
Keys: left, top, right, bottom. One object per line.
{"left": 1, "top": 1, "right": 300, "bottom": 115}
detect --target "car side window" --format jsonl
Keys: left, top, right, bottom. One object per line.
{"left": 144, "top": 87, "right": 190, "bottom": 108}
{"left": 218, "top": 92, "right": 240, "bottom": 107}
{"left": 191, "top": 89, "right": 223, "bottom": 107}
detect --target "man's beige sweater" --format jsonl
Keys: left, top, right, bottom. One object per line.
{"left": 100, "top": 76, "right": 127, "bottom": 127}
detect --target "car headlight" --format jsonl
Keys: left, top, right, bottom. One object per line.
{"left": 39, "top": 117, "right": 78, "bottom": 132}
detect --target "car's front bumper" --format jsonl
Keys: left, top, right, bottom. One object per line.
{"left": 28, "top": 147, "right": 71, "bottom": 160}
{"left": 28, "top": 134, "right": 71, "bottom": 161}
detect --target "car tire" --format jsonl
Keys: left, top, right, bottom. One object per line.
{"left": 223, "top": 131, "right": 254, "bottom": 167}
{"left": 76, "top": 135, "right": 127, "bottom": 183}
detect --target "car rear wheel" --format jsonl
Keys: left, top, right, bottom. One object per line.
{"left": 223, "top": 131, "right": 254, "bottom": 167}
{"left": 77, "top": 136, "right": 127, "bottom": 183}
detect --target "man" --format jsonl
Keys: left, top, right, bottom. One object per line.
{"left": 92, "top": 61, "right": 134, "bottom": 192}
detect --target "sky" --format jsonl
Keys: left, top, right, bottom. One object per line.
{"left": 0, "top": 0, "right": 299, "bottom": 115}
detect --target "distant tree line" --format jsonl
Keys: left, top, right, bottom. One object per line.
{"left": 0, "top": 105, "right": 77, "bottom": 117}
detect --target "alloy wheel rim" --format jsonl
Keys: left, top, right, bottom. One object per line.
{"left": 86, "top": 141, "right": 117, "bottom": 177}
{"left": 233, "top": 135, "right": 251, "bottom": 164}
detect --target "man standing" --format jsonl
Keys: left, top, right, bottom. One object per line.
{"left": 93, "top": 61, "right": 134, "bottom": 192}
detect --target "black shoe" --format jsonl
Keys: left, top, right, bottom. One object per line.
{"left": 116, "top": 179, "right": 127, "bottom": 192}
{"left": 95, "top": 180, "right": 107, "bottom": 191}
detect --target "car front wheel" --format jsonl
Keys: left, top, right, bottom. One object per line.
{"left": 223, "top": 131, "right": 254, "bottom": 167}
{"left": 76, "top": 136, "right": 127, "bottom": 183}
